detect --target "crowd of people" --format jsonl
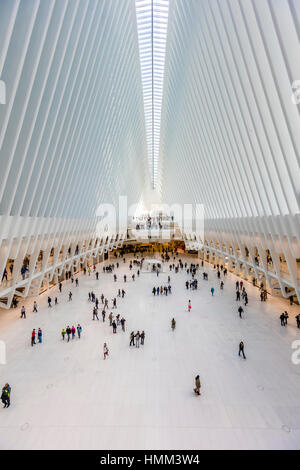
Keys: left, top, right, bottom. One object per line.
{"left": 61, "top": 324, "right": 82, "bottom": 341}
{"left": 1, "top": 248, "right": 299, "bottom": 409}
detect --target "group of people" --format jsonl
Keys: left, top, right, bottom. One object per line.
{"left": 260, "top": 286, "right": 268, "bottom": 302}
{"left": 129, "top": 330, "right": 145, "bottom": 348}
{"left": 185, "top": 279, "right": 198, "bottom": 290}
{"left": 109, "top": 312, "right": 126, "bottom": 333}
{"left": 61, "top": 324, "right": 82, "bottom": 341}
{"left": 31, "top": 328, "right": 42, "bottom": 346}
{"left": 152, "top": 285, "right": 172, "bottom": 295}
{"left": 4, "top": 250, "right": 300, "bottom": 413}
{"left": 279, "top": 311, "right": 289, "bottom": 327}
{"left": 236, "top": 281, "right": 248, "bottom": 306}
{"left": 20, "top": 287, "right": 73, "bottom": 319}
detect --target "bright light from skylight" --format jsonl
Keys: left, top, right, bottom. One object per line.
{"left": 136, "top": 0, "right": 169, "bottom": 189}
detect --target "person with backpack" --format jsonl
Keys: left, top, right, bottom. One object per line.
{"left": 1, "top": 384, "right": 11, "bottom": 408}
{"left": 71, "top": 326, "right": 76, "bottom": 339}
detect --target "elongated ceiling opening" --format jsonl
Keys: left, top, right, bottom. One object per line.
{"left": 136, "top": 0, "right": 169, "bottom": 189}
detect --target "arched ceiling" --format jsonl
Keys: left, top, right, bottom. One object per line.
{"left": 0, "top": 0, "right": 299, "bottom": 222}
{"left": 159, "top": 0, "right": 300, "bottom": 219}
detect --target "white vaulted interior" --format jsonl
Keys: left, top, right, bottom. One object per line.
{"left": 1, "top": 0, "right": 300, "bottom": 452}
{"left": 0, "top": 0, "right": 299, "bottom": 307}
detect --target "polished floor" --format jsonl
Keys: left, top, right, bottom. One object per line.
{"left": 0, "top": 255, "right": 300, "bottom": 450}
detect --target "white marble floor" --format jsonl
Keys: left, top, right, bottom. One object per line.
{"left": 0, "top": 255, "right": 300, "bottom": 450}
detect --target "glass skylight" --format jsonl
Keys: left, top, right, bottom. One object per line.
{"left": 136, "top": 0, "right": 169, "bottom": 189}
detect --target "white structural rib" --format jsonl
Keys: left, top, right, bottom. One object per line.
{"left": 159, "top": 0, "right": 300, "bottom": 302}
{"left": 0, "top": 0, "right": 149, "bottom": 308}
{"left": 0, "top": 0, "right": 299, "bottom": 309}
{"left": 136, "top": 0, "right": 169, "bottom": 188}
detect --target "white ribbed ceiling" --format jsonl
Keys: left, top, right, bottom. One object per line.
{"left": 0, "top": 0, "right": 149, "bottom": 220}
{"left": 136, "top": 0, "right": 169, "bottom": 189}
{"left": 159, "top": 0, "right": 300, "bottom": 219}
{"left": 0, "top": 0, "right": 299, "bottom": 222}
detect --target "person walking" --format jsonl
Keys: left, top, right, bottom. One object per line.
{"left": 77, "top": 324, "right": 82, "bottom": 339}
{"left": 20, "top": 306, "right": 26, "bottom": 319}
{"left": 31, "top": 329, "right": 36, "bottom": 347}
{"left": 33, "top": 301, "right": 38, "bottom": 313}
{"left": 93, "top": 307, "right": 99, "bottom": 321}
{"left": 71, "top": 326, "right": 76, "bottom": 339}
{"left": 68, "top": 291, "right": 72, "bottom": 301}
{"left": 48, "top": 296, "right": 52, "bottom": 308}
{"left": 211, "top": 287, "right": 215, "bottom": 296}
{"left": 135, "top": 331, "right": 140, "bottom": 348}
{"left": 188, "top": 300, "right": 191, "bottom": 312}
{"left": 171, "top": 318, "right": 176, "bottom": 330}
{"left": 238, "top": 306, "right": 244, "bottom": 319}
{"left": 61, "top": 328, "right": 66, "bottom": 341}
{"left": 140, "top": 331, "right": 145, "bottom": 345}
{"left": 129, "top": 331, "right": 135, "bottom": 347}
{"left": 239, "top": 341, "right": 246, "bottom": 359}
{"left": 103, "top": 343, "right": 109, "bottom": 360}
{"left": 66, "top": 326, "right": 71, "bottom": 342}
{"left": 37, "top": 328, "right": 42, "bottom": 343}
{"left": 1, "top": 384, "right": 11, "bottom": 408}
{"left": 194, "top": 375, "right": 201, "bottom": 396}
{"left": 112, "top": 321, "right": 117, "bottom": 334}
{"left": 121, "top": 317, "right": 126, "bottom": 331}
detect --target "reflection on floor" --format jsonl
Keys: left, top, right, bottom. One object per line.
{"left": 0, "top": 255, "right": 299, "bottom": 450}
